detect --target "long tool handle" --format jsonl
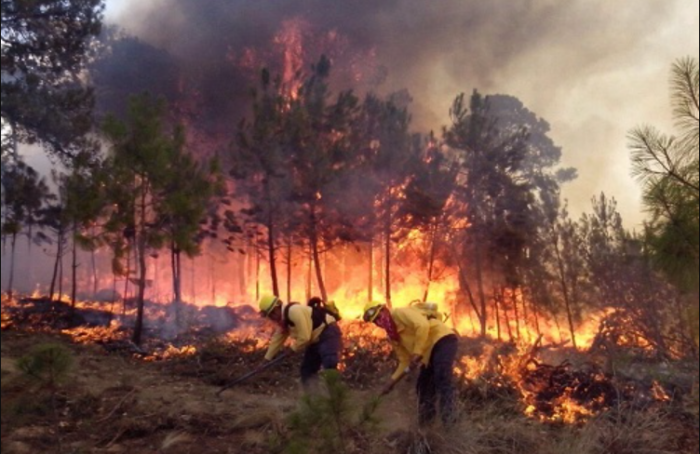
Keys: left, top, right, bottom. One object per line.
{"left": 380, "top": 367, "right": 412, "bottom": 396}
{"left": 216, "top": 353, "right": 288, "bottom": 397}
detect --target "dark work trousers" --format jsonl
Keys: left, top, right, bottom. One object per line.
{"left": 300, "top": 323, "right": 343, "bottom": 383}
{"left": 416, "top": 334, "right": 459, "bottom": 426}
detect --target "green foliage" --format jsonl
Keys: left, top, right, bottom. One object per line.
{"left": 1, "top": 0, "right": 104, "bottom": 160}
{"left": 629, "top": 57, "right": 699, "bottom": 295}
{"left": 279, "top": 370, "right": 379, "bottom": 454}
{"left": 16, "top": 343, "right": 74, "bottom": 388}
{"left": 628, "top": 57, "right": 699, "bottom": 351}
{"left": 100, "top": 93, "right": 221, "bottom": 342}
{"left": 1, "top": 160, "right": 52, "bottom": 234}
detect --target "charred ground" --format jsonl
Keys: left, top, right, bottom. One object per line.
{"left": 1, "top": 297, "right": 698, "bottom": 454}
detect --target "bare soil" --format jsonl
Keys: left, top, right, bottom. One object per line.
{"left": 0, "top": 330, "right": 416, "bottom": 454}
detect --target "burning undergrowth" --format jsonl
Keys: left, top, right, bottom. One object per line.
{"left": 1, "top": 293, "right": 697, "bottom": 430}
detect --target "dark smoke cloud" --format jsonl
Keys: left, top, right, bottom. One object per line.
{"left": 102, "top": 0, "right": 699, "bottom": 227}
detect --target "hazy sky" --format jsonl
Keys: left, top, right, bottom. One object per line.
{"left": 102, "top": 0, "right": 699, "bottom": 230}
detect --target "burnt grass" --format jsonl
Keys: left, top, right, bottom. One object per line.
{"left": 1, "top": 298, "right": 698, "bottom": 454}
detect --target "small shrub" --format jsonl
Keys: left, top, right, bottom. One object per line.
{"left": 278, "top": 370, "right": 380, "bottom": 454}
{"left": 16, "top": 343, "right": 74, "bottom": 388}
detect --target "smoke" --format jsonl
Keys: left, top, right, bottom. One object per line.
{"left": 98, "top": 0, "right": 698, "bottom": 227}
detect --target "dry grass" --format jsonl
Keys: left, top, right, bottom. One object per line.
{"left": 547, "top": 404, "right": 690, "bottom": 454}
{"left": 382, "top": 404, "right": 544, "bottom": 454}
{"left": 375, "top": 400, "right": 698, "bottom": 454}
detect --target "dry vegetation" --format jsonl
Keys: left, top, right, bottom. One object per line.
{"left": 1, "top": 299, "right": 698, "bottom": 454}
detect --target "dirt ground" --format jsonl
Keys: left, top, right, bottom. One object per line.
{"left": 2, "top": 325, "right": 698, "bottom": 454}
{"left": 0, "top": 330, "right": 417, "bottom": 454}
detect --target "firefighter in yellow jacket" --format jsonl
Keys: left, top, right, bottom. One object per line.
{"left": 258, "top": 294, "right": 342, "bottom": 387}
{"left": 363, "top": 301, "right": 459, "bottom": 426}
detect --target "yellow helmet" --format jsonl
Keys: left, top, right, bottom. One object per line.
{"left": 363, "top": 301, "right": 384, "bottom": 323}
{"left": 258, "top": 294, "right": 280, "bottom": 316}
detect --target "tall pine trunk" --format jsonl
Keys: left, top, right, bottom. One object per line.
{"left": 122, "top": 241, "right": 131, "bottom": 317}
{"left": 49, "top": 234, "right": 63, "bottom": 301}
{"left": 91, "top": 227, "right": 98, "bottom": 297}
{"left": 309, "top": 203, "right": 328, "bottom": 302}
{"left": 551, "top": 230, "right": 578, "bottom": 349}
{"left": 286, "top": 237, "right": 292, "bottom": 302}
{"left": 510, "top": 288, "right": 521, "bottom": 341}
{"left": 132, "top": 186, "right": 148, "bottom": 346}
{"left": 132, "top": 233, "right": 147, "bottom": 345}
{"left": 265, "top": 182, "right": 280, "bottom": 296}
{"left": 70, "top": 222, "right": 78, "bottom": 316}
{"left": 266, "top": 218, "right": 280, "bottom": 297}
{"left": 493, "top": 286, "right": 502, "bottom": 341}
{"left": 171, "top": 243, "right": 182, "bottom": 328}
{"left": 383, "top": 215, "right": 392, "bottom": 307}
{"left": 306, "top": 244, "right": 312, "bottom": 302}
{"left": 368, "top": 238, "right": 373, "bottom": 302}
{"left": 455, "top": 251, "right": 481, "bottom": 331}
{"left": 423, "top": 222, "right": 438, "bottom": 302}
{"left": 473, "top": 232, "right": 488, "bottom": 337}
{"left": 58, "top": 250, "right": 64, "bottom": 300}
{"left": 6, "top": 232, "right": 17, "bottom": 299}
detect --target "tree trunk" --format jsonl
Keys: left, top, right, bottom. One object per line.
{"left": 266, "top": 207, "right": 280, "bottom": 297}
{"left": 70, "top": 222, "right": 78, "bottom": 315}
{"left": 90, "top": 227, "right": 98, "bottom": 297}
{"left": 171, "top": 243, "right": 182, "bottom": 328}
{"left": 311, "top": 230, "right": 327, "bottom": 303}
{"left": 423, "top": 222, "right": 438, "bottom": 302}
{"left": 493, "top": 286, "right": 502, "bottom": 341}
{"left": 49, "top": 233, "right": 62, "bottom": 301}
{"left": 368, "top": 238, "right": 374, "bottom": 302}
{"left": 122, "top": 241, "right": 131, "bottom": 316}
{"left": 552, "top": 311, "right": 564, "bottom": 344}
{"left": 474, "top": 244, "right": 487, "bottom": 337}
{"left": 510, "top": 288, "right": 520, "bottom": 341}
{"left": 210, "top": 253, "right": 216, "bottom": 305}
{"left": 532, "top": 299, "right": 542, "bottom": 337}
{"left": 521, "top": 289, "right": 532, "bottom": 343}
{"left": 26, "top": 225, "right": 35, "bottom": 287}
{"left": 501, "top": 288, "right": 514, "bottom": 342}
{"left": 552, "top": 231, "right": 578, "bottom": 349}
{"left": 238, "top": 247, "right": 246, "bottom": 302}
{"left": 132, "top": 233, "right": 147, "bottom": 345}
{"left": 310, "top": 204, "right": 328, "bottom": 302}
{"left": 108, "top": 272, "right": 117, "bottom": 322}
{"left": 6, "top": 232, "right": 17, "bottom": 299}
{"left": 132, "top": 186, "right": 148, "bottom": 346}
{"left": 263, "top": 179, "right": 280, "bottom": 297}
{"left": 58, "top": 248, "right": 64, "bottom": 301}
{"left": 456, "top": 256, "right": 480, "bottom": 328}
{"left": 306, "top": 244, "right": 312, "bottom": 302}
{"left": 191, "top": 256, "right": 196, "bottom": 302}
{"left": 176, "top": 250, "right": 182, "bottom": 305}
{"left": 383, "top": 216, "right": 392, "bottom": 308}
{"left": 255, "top": 247, "right": 260, "bottom": 302}
{"left": 286, "top": 237, "right": 292, "bottom": 302}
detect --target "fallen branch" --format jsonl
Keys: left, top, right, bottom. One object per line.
{"left": 96, "top": 388, "right": 137, "bottom": 423}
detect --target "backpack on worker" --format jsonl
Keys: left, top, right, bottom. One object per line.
{"left": 307, "top": 297, "right": 342, "bottom": 321}
{"left": 409, "top": 299, "right": 444, "bottom": 321}
{"left": 283, "top": 301, "right": 338, "bottom": 330}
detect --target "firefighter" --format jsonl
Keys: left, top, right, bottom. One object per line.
{"left": 363, "top": 301, "right": 459, "bottom": 427}
{"left": 258, "top": 294, "right": 342, "bottom": 388}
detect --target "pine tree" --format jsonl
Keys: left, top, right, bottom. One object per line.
{"left": 1, "top": 0, "right": 103, "bottom": 161}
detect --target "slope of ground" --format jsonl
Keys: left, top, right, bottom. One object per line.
{"left": 1, "top": 302, "right": 698, "bottom": 454}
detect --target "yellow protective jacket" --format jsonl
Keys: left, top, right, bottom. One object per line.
{"left": 264, "top": 304, "right": 336, "bottom": 360}
{"left": 389, "top": 306, "right": 457, "bottom": 380}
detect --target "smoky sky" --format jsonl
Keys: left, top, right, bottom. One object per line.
{"left": 102, "top": 0, "right": 699, "bottom": 228}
